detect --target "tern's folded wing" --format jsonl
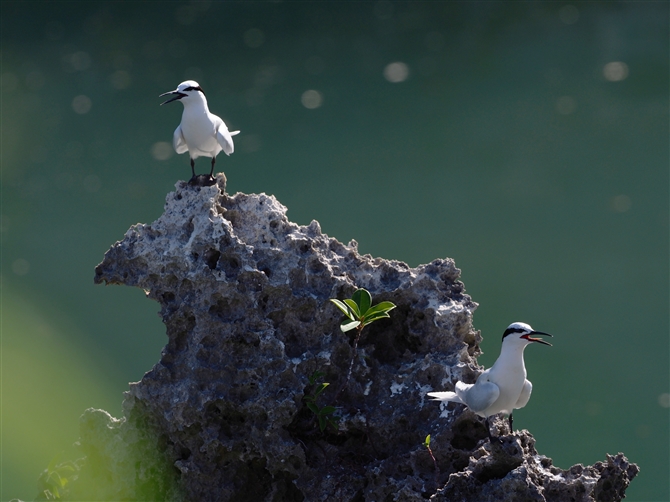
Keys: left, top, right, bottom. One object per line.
{"left": 514, "top": 379, "right": 533, "bottom": 409}
{"left": 173, "top": 125, "right": 188, "bottom": 154}
{"left": 459, "top": 380, "right": 499, "bottom": 413}
{"left": 216, "top": 125, "right": 236, "bottom": 156}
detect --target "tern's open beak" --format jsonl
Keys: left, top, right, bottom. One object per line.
{"left": 523, "top": 331, "right": 553, "bottom": 346}
{"left": 159, "top": 90, "right": 185, "bottom": 105}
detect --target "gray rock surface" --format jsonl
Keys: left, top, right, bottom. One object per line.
{"left": 74, "top": 174, "right": 637, "bottom": 501}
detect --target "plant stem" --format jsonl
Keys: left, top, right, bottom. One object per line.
{"left": 426, "top": 445, "right": 440, "bottom": 492}
{"left": 334, "top": 324, "right": 364, "bottom": 402}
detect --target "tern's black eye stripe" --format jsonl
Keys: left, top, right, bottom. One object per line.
{"left": 184, "top": 85, "right": 205, "bottom": 94}
{"left": 502, "top": 327, "right": 525, "bottom": 340}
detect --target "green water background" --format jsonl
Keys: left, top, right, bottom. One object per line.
{"left": 1, "top": 2, "right": 668, "bottom": 500}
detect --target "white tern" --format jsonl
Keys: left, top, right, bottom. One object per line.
{"left": 160, "top": 80, "right": 240, "bottom": 185}
{"left": 427, "top": 322, "right": 552, "bottom": 440}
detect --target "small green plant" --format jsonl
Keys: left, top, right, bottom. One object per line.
{"left": 38, "top": 454, "right": 81, "bottom": 500}
{"left": 304, "top": 371, "right": 339, "bottom": 432}
{"left": 330, "top": 288, "right": 396, "bottom": 334}
{"left": 423, "top": 434, "right": 440, "bottom": 492}
{"left": 330, "top": 288, "right": 396, "bottom": 397}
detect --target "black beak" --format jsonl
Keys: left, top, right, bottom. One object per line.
{"left": 524, "top": 330, "right": 553, "bottom": 346}
{"left": 159, "top": 90, "right": 186, "bottom": 105}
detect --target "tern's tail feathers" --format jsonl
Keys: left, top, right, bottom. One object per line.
{"left": 230, "top": 130, "right": 241, "bottom": 136}
{"left": 427, "top": 391, "right": 463, "bottom": 404}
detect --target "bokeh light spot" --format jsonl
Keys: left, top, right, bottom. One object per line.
{"left": 66, "top": 51, "right": 92, "bottom": 72}
{"left": 110, "top": 70, "right": 132, "bottom": 90}
{"left": 1, "top": 72, "right": 19, "bottom": 93}
{"left": 301, "top": 90, "right": 323, "bottom": 109}
{"left": 610, "top": 194, "right": 631, "bottom": 213}
{"left": 175, "top": 4, "right": 197, "bottom": 25}
{"left": 384, "top": 62, "right": 409, "bottom": 83}
{"left": 603, "top": 61, "right": 629, "bottom": 82}
{"left": 127, "top": 182, "right": 147, "bottom": 200}
{"left": 635, "top": 424, "right": 651, "bottom": 438}
{"left": 239, "top": 134, "right": 262, "bottom": 153}
{"left": 72, "top": 95, "right": 92, "bottom": 114}
{"left": 83, "top": 174, "right": 102, "bottom": 193}
{"left": 585, "top": 402, "right": 601, "bottom": 416}
{"left": 244, "top": 28, "right": 265, "bottom": 48}
{"left": 559, "top": 5, "right": 580, "bottom": 24}
{"left": 12, "top": 258, "right": 30, "bottom": 276}
{"left": 374, "top": 0, "right": 394, "bottom": 20}
{"left": 556, "top": 96, "right": 576, "bottom": 115}
{"left": 151, "top": 141, "right": 174, "bottom": 161}
{"left": 658, "top": 393, "right": 670, "bottom": 408}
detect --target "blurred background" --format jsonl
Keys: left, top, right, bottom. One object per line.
{"left": 1, "top": 2, "right": 667, "bottom": 500}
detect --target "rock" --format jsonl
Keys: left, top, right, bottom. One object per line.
{"left": 73, "top": 174, "right": 637, "bottom": 501}
{"left": 434, "top": 418, "right": 639, "bottom": 502}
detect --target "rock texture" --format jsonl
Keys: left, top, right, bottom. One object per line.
{"left": 73, "top": 175, "right": 638, "bottom": 501}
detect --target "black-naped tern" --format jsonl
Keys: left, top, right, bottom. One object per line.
{"left": 160, "top": 80, "right": 240, "bottom": 185}
{"left": 428, "top": 322, "right": 552, "bottom": 441}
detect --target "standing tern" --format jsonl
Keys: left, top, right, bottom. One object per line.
{"left": 428, "top": 322, "right": 552, "bottom": 441}
{"left": 160, "top": 80, "right": 240, "bottom": 185}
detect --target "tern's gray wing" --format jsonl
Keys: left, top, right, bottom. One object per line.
{"left": 514, "top": 379, "right": 533, "bottom": 409}
{"left": 457, "top": 379, "right": 500, "bottom": 414}
{"left": 173, "top": 125, "right": 188, "bottom": 154}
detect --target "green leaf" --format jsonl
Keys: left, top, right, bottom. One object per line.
{"left": 314, "top": 382, "right": 329, "bottom": 398}
{"left": 318, "top": 415, "right": 327, "bottom": 432}
{"left": 424, "top": 434, "right": 431, "bottom": 447}
{"left": 340, "top": 319, "right": 361, "bottom": 332}
{"left": 352, "top": 289, "right": 372, "bottom": 315}
{"left": 306, "top": 402, "right": 320, "bottom": 415}
{"left": 343, "top": 299, "right": 361, "bottom": 317}
{"left": 308, "top": 370, "right": 325, "bottom": 385}
{"left": 330, "top": 299, "right": 356, "bottom": 320}
{"left": 365, "top": 301, "right": 397, "bottom": 316}
{"left": 319, "top": 405, "right": 337, "bottom": 416}
{"left": 361, "top": 312, "right": 391, "bottom": 326}
{"left": 47, "top": 453, "right": 62, "bottom": 473}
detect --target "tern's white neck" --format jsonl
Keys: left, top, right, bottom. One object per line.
{"left": 492, "top": 339, "right": 529, "bottom": 372}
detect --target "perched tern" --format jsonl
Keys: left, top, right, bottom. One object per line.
{"left": 428, "top": 322, "right": 552, "bottom": 441}
{"left": 160, "top": 80, "right": 240, "bottom": 185}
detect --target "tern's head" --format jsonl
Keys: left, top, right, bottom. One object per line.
{"left": 159, "top": 80, "right": 206, "bottom": 106}
{"left": 501, "top": 322, "right": 553, "bottom": 347}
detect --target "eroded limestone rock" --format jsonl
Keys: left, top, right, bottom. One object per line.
{"left": 75, "top": 175, "right": 637, "bottom": 501}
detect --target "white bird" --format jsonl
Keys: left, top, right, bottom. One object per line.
{"left": 160, "top": 80, "right": 240, "bottom": 184}
{"left": 428, "top": 322, "right": 552, "bottom": 440}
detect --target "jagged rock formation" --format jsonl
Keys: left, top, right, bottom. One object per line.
{"left": 71, "top": 175, "right": 637, "bottom": 501}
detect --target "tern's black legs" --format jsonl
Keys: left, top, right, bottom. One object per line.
{"left": 508, "top": 413, "right": 513, "bottom": 433}
{"left": 187, "top": 157, "right": 217, "bottom": 186}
